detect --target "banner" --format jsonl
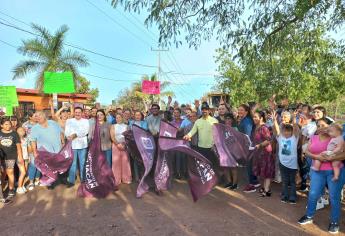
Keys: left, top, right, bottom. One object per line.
{"left": 43, "top": 71, "right": 75, "bottom": 94}
{"left": 35, "top": 141, "right": 74, "bottom": 185}
{"left": 132, "top": 125, "right": 156, "bottom": 198}
{"left": 0, "top": 86, "right": 18, "bottom": 107}
{"left": 77, "top": 121, "right": 116, "bottom": 198}
{"left": 154, "top": 121, "right": 178, "bottom": 191}
{"left": 142, "top": 80, "right": 160, "bottom": 95}
{"left": 159, "top": 137, "right": 218, "bottom": 202}
{"left": 213, "top": 124, "right": 253, "bottom": 167}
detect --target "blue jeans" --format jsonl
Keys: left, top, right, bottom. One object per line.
{"left": 28, "top": 158, "right": 41, "bottom": 181}
{"left": 247, "top": 158, "right": 258, "bottom": 185}
{"left": 306, "top": 169, "right": 345, "bottom": 223}
{"left": 68, "top": 148, "right": 87, "bottom": 184}
{"left": 103, "top": 149, "right": 112, "bottom": 167}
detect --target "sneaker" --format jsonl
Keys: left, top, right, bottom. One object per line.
{"left": 316, "top": 199, "right": 325, "bottom": 210}
{"left": 223, "top": 182, "right": 233, "bottom": 189}
{"left": 321, "top": 196, "right": 329, "bottom": 206}
{"left": 243, "top": 184, "right": 256, "bottom": 193}
{"left": 34, "top": 179, "right": 40, "bottom": 186}
{"left": 27, "top": 183, "right": 35, "bottom": 191}
{"left": 289, "top": 200, "right": 296, "bottom": 205}
{"left": 8, "top": 189, "right": 15, "bottom": 198}
{"left": 16, "top": 187, "right": 26, "bottom": 194}
{"left": 229, "top": 184, "right": 238, "bottom": 190}
{"left": 328, "top": 222, "right": 340, "bottom": 234}
{"left": 300, "top": 186, "right": 308, "bottom": 192}
{"left": 253, "top": 183, "right": 261, "bottom": 188}
{"left": 0, "top": 198, "right": 12, "bottom": 205}
{"left": 298, "top": 215, "right": 313, "bottom": 225}
{"left": 281, "top": 198, "right": 288, "bottom": 203}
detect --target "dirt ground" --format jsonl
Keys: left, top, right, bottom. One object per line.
{"left": 1, "top": 172, "right": 345, "bottom": 236}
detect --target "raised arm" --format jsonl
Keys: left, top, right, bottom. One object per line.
{"left": 292, "top": 110, "right": 300, "bottom": 137}
{"left": 272, "top": 110, "right": 280, "bottom": 137}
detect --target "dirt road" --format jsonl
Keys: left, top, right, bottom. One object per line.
{"left": 1, "top": 178, "right": 344, "bottom": 236}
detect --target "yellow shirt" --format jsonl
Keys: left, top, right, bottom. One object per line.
{"left": 187, "top": 115, "right": 218, "bottom": 148}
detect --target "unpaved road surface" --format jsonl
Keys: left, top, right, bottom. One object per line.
{"left": 1, "top": 176, "right": 344, "bottom": 236}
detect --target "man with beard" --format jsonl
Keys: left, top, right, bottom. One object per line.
{"left": 184, "top": 102, "right": 218, "bottom": 167}
{"left": 146, "top": 104, "right": 161, "bottom": 137}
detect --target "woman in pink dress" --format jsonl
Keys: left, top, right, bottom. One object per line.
{"left": 110, "top": 114, "right": 132, "bottom": 186}
{"left": 252, "top": 110, "right": 274, "bottom": 197}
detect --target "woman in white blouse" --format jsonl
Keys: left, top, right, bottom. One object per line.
{"left": 110, "top": 114, "right": 132, "bottom": 186}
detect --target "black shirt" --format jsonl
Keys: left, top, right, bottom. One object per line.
{"left": 0, "top": 131, "right": 20, "bottom": 160}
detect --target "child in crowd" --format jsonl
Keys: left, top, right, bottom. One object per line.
{"left": 17, "top": 127, "right": 29, "bottom": 171}
{"left": 0, "top": 118, "right": 26, "bottom": 197}
{"left": 272, "top": 111, "right": 300, "bottom": 204}
{"left": 313, "top": 123, "right": 344, "bottom": 181}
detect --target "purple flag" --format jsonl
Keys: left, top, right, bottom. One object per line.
{"left": 159, "top": 137, "right": 218, "bottom": 202}
{"left": 77, "top": 121, "right": 116, "bottom": 198}
{"left": 154, "top": 121, "right": 178, "bottom": 191}
{"left": 35, "top": 141, "right": 74, "bottom": 186}
{"left": 132, "top": 125, "right": 156, "bottom": 198}
{"left": 213, "top": 124, "right": 253, "bottom": 167}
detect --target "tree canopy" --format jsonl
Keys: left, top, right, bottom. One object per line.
{"left": 75, "top": 76, "right": 99, "bottom": 103}
{"left": 215, "top": 25, "right": 345, "bottom": 107}
{"left": 12, "top": 23, "right": 89, "bottom": 90}
{"left": 110, "top": 0, "right": 345, "bottom": 50}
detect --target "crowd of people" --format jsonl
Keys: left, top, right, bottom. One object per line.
{"left": 1, "top": 95, "right": 345, "bottom": 234}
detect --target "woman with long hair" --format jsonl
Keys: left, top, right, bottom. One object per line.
{"left": 111, "top": 114, "right": 132, "bottom": 186}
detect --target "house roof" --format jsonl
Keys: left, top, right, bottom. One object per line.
{"left": 16, "top": 88, "right": 91, "bottom": 99}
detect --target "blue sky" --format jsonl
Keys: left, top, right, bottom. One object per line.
{"left": 0, "top": 0, "right": 220, "bottom": 105}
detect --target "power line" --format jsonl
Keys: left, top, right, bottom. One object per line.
{"left": 0, "top": 39, "right": 17, "bottom": 48}
{"left": 0, "top": 20, "right": 157, "bottom": 68}
{"left": 85, "top": 0, "right": 152, "bottom": 47}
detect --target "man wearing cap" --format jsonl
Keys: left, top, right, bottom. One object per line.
{"left": 183, "top": 102, "right": 218, "bottom": 166}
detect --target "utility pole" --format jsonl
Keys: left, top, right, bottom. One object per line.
{"left": 151, "top": 47, "right": 168, "bottom": 104}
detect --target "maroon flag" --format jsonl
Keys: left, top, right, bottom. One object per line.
{"left": 35, "top": 141, "right": 74, "bottom": 186}
{"left": 159, "top": 137, "right": 218, "bottom": 202}
{"left": 77, "top": 121, "right": 116, "bottom": 198}
{"left": 154, "top": 121, "right": 178, "bottom": 191}
{"left": 132, "top": 125, "right": 156, "bottom": 198}
{"left": 213, "top": 124, "right": 253, "bottom": 167}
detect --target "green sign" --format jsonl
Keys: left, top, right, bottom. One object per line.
{"left": 0, "top": 86, "right": 19, "bottom": 107}
{"left": 43, "top": 71, "right": 75, "bottom": 94}
{"left": 5, "top": 106, "right": 13, "bottom": 116}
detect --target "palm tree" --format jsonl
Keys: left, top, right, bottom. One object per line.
{"left": 12, "top": 23, "right": 88, "bottom": 90}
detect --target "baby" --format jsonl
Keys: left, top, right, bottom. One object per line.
{"left": 313, "top": 123, "right": 344, "bottom": 180}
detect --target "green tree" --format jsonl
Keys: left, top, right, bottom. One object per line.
{"left": 216, "top": 26, "right": 345, "bottom": 106}
{"left": 12, "top": 24, "right": 88, "bottom": 89}
{"left": 110, "top": 1, "right": 344, "bottom": 49}
{"left": 75, "top": 76, "right": 99, "bottom": 103}
{"left": 116, "top": 74, "right": 174, "bottom": 111}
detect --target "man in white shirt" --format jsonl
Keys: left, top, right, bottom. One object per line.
{"left": 65, "top": 107, "right": 89, "bottom": 186}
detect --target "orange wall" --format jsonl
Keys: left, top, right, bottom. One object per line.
{"left": 18, "top": 94, "right": 89, "bottom": 110}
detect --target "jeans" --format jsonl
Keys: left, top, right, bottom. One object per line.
{"left": 68, "top": 148, "right": 87, "bottom": 184}
{"left": 299, "top": 156, "right": 312, "bottom": 188}
{"left": 28, "top": 158, "right": 41, "bottom": 181}
{"left": 306, "top": 169, "right": 345, "bottom": 223}
{"left": 279, "top": 163, "right": 297, "bottom": 201}
{"left": 103, "top": 149, "right": 112, "bottom": 167}
{"left": 175, "top": 152, "right": 187, "bottom": 177}
{"left": 247, "top": 158, "right": 258, "bottom": 185}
